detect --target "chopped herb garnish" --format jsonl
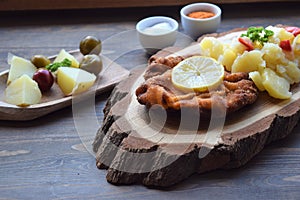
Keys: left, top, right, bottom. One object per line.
{"left": 46, "top": 58, "right": 71, "bottom": 72}
{"left": 241, "top": 26, "right": 274, "bottom": 46}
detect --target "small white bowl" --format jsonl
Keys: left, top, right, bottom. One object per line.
{"left": 136, "top": 16, "right": 178, "bottom": 54}
{"left": 180, "top": 3, "right": 221, "bottom": 39}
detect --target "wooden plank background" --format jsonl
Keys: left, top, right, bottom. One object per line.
{"left": 0, "top": 0, "right": 298, "bottom": 11}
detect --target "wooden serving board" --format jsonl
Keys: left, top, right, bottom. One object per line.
{"left": 0, "top": 51, "right": 129, "bottom": 121}
{"left": 93, "top": 39, "right": 300, "bottom": 188}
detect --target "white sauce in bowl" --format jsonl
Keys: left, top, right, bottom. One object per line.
{"left": 142, "top": 22, "right": 173, "bottom": 35}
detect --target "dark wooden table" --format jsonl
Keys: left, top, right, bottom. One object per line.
{"left": 1, "top": 2, "right": 300, "bottom": 200}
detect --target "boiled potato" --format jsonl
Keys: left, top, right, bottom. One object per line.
{"left": 277, "top": 28, "right": 294, "bottom": 41}
{"left": 249, "top": 71, "right": 265, "bottom": 91}
{"left": 276, "top": 64, "right": 286, "bottom": 75}
{"left": 275, "top": 65, "right": 294, "bottom": 84}
{"left": 293, "top": 35, "right": 300, "bottom": 64}
{"left": 267, "top": 26, "right": 294, "bottom": 44}
{"left": 5, "top": 74, "right": 42, "bottom": 106}
{"left": 285, "top": 61, "right": 300, "bottom": 83}
{"left": 261, "top": 43, "right": 288, "bottom": 69}
{"left": 57, "top": 67, "right": 96, "bottom": 96}
{"left": 7, "top": 55, "right": 37, "bottom": 85}
{"left": 199, "top": 37, "right": 224, "bottom": 60}
{"left": 231, "top": 50, "right": 265, "bottom": 73}
{"left": 262, "top": 68, "right": 292, "bottom": 99}
{"left": 230, "top": 39, "right": 248, "bottom": 55}
{"left": 219, "top": 48, "right": 237, "bottom": 71}
{"left": 53, "top": 49, "right": 79, "bottom": 68}
{"left": 292, "top": 34, "right": 300, "bottom": 55}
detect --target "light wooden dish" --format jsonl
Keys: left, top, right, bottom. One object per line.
{"left": 0, "top": 51, "right": 129, "bottom": 121}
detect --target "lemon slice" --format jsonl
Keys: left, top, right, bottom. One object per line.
{"left": 171, "top": 56, "right": 225, "bottom": 92}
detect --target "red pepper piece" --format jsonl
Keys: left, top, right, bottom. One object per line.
{"left": 238, "top": 37, "right": 254, "bottom": 51}
{"left": 285, "top": 26, "right": 300, "bottom": 37}
{"left": 280, "top": 40, "right": 292, "bottom": 51}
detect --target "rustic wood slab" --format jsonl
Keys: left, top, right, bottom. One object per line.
{"left": 93, "top": 29, "right": 300, "bottom": 187}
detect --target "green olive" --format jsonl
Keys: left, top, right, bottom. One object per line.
{"left": 79, "top": 54, "right": 103, "bottom": 75}
{"left": 79, "top": 36, "right": 102, "bottom": 55}
{"left": 31, "top": 55, "right": 51, "bottom": 68}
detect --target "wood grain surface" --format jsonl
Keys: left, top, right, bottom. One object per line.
{"left": 1, "top": 2, "right": 300, "bottom": 199}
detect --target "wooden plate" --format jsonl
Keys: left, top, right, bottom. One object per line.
{"left": 0, "top": 50, "right": 129, "bottom": 121}
{"left": 93, "top": 43, "right": 300, "bottom": 187}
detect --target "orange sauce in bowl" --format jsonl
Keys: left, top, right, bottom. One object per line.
{"left": 187, "top": 11, "right": 215, "bottom": 19}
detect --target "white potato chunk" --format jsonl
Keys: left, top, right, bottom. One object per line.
{"left": 218, "top": 48, "right": 237, "bottom": 72}
{"left": 199, "top": 37, "right": 224, "bottom": 60}
{"left": 293, "top": 35, "right": 300, "bottom": 63}
{"left": 57, "top": 67, "right": 96, "bottom": 96}
{"left": 5, "top": 74, "right": 42, "bottom": 106}
{"left": 249, "top": 71, "right": 265, "bottom": 91}
{"left": 230, "top": 39, "right": 248, "bottom": 55}
{"left": 231, "top": 50, "right": 265, "bottom": 73}
{"left": 267, "top": 26, "right": 294, "bottom": 44}
{"left": 275, "top": 65, "right": 294, "bottom": 84}
{"left": 262, "top": 68, "right": 292, "bottom": 99}
{"left": 54, "top": 49, "right": 79, "bottom": 68}
{"left": 261, "top": 43, "right": 288, "bottom": 69}
{"left": 285, "top": 61, "right": 300, "bottom": 83}
{"left": 7, "top": 55, "right": 37, "bottom": 85}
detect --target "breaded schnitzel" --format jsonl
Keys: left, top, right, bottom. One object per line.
{"left": 136, "top": 56, "right": 258, "bottom": 115}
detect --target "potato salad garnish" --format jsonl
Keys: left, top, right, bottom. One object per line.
{"left": 199, "top": 25, "right": 300, "bottom": 99}
{"left": 240, "top": 26, "right": 274, "bottom": 47}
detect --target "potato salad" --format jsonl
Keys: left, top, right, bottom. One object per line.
{"left": 199, "top": 26, "right": 300, "bottom": 99}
